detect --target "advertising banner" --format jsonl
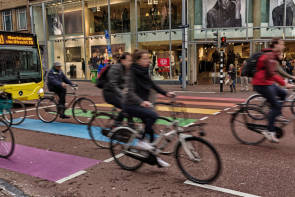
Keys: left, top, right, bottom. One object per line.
{"left": 269, "top": 0, "right": 295, "bottom": 26}
{"left": 202, "top": 0, "right": 246, "bottom": 28}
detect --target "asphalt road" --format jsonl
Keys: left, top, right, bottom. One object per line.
{"left": 0, "top": 82, "right": 294, "bottom": 197}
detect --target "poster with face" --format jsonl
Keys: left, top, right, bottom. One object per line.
{"left": 203, "top": 0, "right": 246, "bottom": 28}
{"left": 270, "top": 0, "right": 295, "bottom": 26}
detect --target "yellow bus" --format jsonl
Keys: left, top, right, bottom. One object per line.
{"left": 0, "top": 31, "right": 44, "bottom": 101}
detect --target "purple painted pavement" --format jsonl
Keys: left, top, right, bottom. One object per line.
{"left": 0, "top": 144, "right": 100, "bottom": 182}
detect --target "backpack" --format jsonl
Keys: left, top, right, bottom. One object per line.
{"left": 241, "top": 52, "right": 264, "bottom": 77}
{"left": 95, "top": 64, "right": 110, "bottom": 89}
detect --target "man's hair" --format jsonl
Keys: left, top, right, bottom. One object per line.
{"left": 270, "top": 38, "right": 281, "bottom": 48}
{"left": 132, "top": 49, "right": 148, "bottom": 62}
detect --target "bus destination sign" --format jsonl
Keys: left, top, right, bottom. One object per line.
{"left": 0, "top": 34, "right": 34, "bottom": 46}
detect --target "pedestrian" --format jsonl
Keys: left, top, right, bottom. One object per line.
{"left": 81, "top": 58, "right": 86, "bottom": 78}
{"left": 228, "top": 64, "right": 236, "bottom": 92}
{"left": 240, "top": 60, "right": 249, "bottom": 91}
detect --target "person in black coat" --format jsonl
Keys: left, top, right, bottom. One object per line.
{"left": 47, "top": 62, "right": 73, "bottom": 118}
{"left": 125, "top": 49, "right": 175, "bottom": 167}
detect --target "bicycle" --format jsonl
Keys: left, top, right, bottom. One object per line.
{"left": 88, "top": 108, "right": 144, "bottom": 149}
{"left": 245, "top": 88, "right": 295, "bottom": 120}
{"left": 0, "top": 87, "right": 13, "bottom": 127}
{"left": 88, "top": 98, "right": 188, "bottom": 150}
{"left": 2, "top": 99, "right": 26, "bottom": 125}
{"left": 109, "top": 118, "right": 222, "bottom": 184}
{"left": 0, "top": 119, "right": 15, "bottom": 158}
{"left": 230, "top": 104, "right": 289, "bottom": 145}
{"left": 36, "top": 84, "right": 97, "bottom": 124}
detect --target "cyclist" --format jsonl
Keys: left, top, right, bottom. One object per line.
{"left": 103, "top": 52, "right": 132, "bottom": 126}
{"left": 47, "top": 62, "right": 73, "bottom": 119}
{"left": 125, "top": 49, "right": 175, "bottom": 167}
{"left": 252, "top": 38, "right": 294, "bottom": 143}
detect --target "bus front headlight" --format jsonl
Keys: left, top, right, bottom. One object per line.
{"left": 38, "top": 88, "right": 44, "bottom": 95}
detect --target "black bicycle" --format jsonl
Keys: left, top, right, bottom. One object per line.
{"left": 36, "top": 84, "right": 96, "bottom": 124}
{"left": 231, "top": 104, "right": 287, "bottom": 145}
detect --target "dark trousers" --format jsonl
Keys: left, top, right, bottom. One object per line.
{"left": 124, "top": 105, "right": 158, "bottom": 143}
{"left": 49, "top": 85, "right": 67, "bottom": 115}
{"left": 103, "top": 90, "right": 124, "bottom": 122}
{"left": 254, "top": 85, "right": 287, "bottom": 132}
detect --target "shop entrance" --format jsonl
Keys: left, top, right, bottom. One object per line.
{"left": 196, "top": 41, "right": 250, "bottom": 84}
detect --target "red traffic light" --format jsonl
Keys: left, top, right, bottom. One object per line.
{"left": 221, "top": 37, "right": 226, "bottom": 43}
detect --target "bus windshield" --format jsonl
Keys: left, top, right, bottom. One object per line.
{"left": 0, "top": 46, "right": 42, "bottom": 84}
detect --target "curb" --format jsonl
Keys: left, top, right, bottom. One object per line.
{"left": 0, "top": 179, "right": 29, "bottom": 197}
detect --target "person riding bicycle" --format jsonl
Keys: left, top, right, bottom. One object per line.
{"left": 47, "top": 62, "right": 74, "bottom": 119}
{"left": 125, "top": 49, "right": 175, "bottom": 167}
{"left": 252, "top": 38, "right": 294, "bottom": 143}
{"left": 103, "top": 52, "right": 132, "bottom": 126}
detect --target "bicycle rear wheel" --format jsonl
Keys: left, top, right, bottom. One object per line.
{"left": 110, "top": 128, "right": 144, "bottom": 171}
{"left": 36, "top": 98, "right": 58, "bottom": 123}
{"left": 3, "top": 99, "right": 26, "bottom": 125}
{"left": 88, "top": 112, "right": 115, "bottom": 148}
{"left": 73, "top": 97, "right": 97, "bottom": 124}
{"left": 175, "top": 136, "right": 221, "bottom": 184}
{"left": 231, "top": 107, "right": 266, "bottom": 145}
{"left": 0, "top": 120, "right": 15, "bottom": 158}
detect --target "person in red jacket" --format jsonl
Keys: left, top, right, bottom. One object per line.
{"left": 252, "top": 38, "right": 294, "bottom": 143}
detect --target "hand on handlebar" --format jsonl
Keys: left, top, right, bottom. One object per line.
{"left": 62, "top": 82, "right": 67, "bottom": 88}
{"left": 166, "top": 91, "right": 176, "bottom": 98}
{"left": 140, "top": 101, "right": 153, "bottom": 108}
{"left": 286, "top": 83, "right": 295, "bottom": 89}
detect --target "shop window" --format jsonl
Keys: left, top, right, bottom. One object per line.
{"left": 171, "top": 0, "right": 182, "bottom": 29}
{"left": 138, "top": 0, "right": 169, "bottom": 31}
{"left": 17, "top": 8, "right": 27, "bottom": 30}
{"left": 111, "top": 0, "right": 130, "bottom": 33}
{"left": 2, "top": 10, "right": 12, "bottom": 32}
{"left": 86, "top": 0, "right": 109, "bottom": 35}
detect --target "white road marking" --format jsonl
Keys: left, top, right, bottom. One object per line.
{"left": 227, "top": 112, "right": 235, "bottom": 114}
{"left": 184, "top": 180, "right": 261, "bottom": 197}
{"left": 56, "top": 170, "right": 86, "bottom": 184}
{"left": 213, "top": 112, "right": 221, "bottom": 115}
{"left": 104, "top": 153, "right": 125, "bottom": 163}
{"left": 183, "top": 122, "right": 196, "bottom": 128}
{"left": 200, "top": 117, "right": 208, "bottom": 121}
{"left": 174, "top": 91, "right": 216, "bottom": 94}
{"left": 224, "top": 108, "right": 231, "bottom": 111}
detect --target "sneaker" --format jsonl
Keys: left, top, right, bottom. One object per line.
{"left": 60, "top": 114, "right": 70, "bottom": 119}
{"left": 262, "top": 131, "right": 279, "bottom": 143}
{"left": 156, "top": 157, "right": 170, "bottom": 168}
{"left": 136, "top": 140, "right": 154, "bottom": 151}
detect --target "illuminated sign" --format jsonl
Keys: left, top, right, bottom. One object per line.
{"left": 0, "top": 34, "right": 34, "bottom": 46}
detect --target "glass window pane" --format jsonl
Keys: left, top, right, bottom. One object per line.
{"left": 18, "top": 9, "right": 27, "bottom": 30}
{"left": 138, "top": 0, "right": 169, "bottom": 31}
{"left": 63, "top": 1, "right": 83, "bottom": 34}
{"left": 47, "top": 1, "right": 63, "bottom": 36}
{"left": 111, "top": 0, "right": 130, "bottom": 33}
{"left": 86, "top": 0, "right": 109, "bottom": 35}
{"left": 3, "top": 11, "right": 12, "bottom": 31}
{"left": 171, "top": 0, "right": 182, "bottom": 29}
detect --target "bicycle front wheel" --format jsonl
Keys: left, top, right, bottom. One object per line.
{"left": 3, "top": 99, "right": 26, "bottom": 125}
{"left": 246, "top": 94, "right": 268, "bottom": 120}
{"left": 36, "top": 98, "right": 58, "bottom": 123}
{"left": 175, "top": 136, "right": 221, "bottom": 184}
{"left": 0, "top": 120, "right": 15, "bottom": 158}
{"left": 88, "top": 112, "right": 115, "bottom": 149}
{"left": 231, "top": 107, "right": 266, "bottom": 145}
{"left": 73, "top": 97, "right": 97, "bottom": 124}
{"left": 110, "top": 128, "right": 144, "bottom": 171}
{"left": 1, "top": 109, "right": 12, "bottom": 129}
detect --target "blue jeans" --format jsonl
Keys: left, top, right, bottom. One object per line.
{"left": 124, "top": 105, "right": 158, "bottom": 143}
{"left": 254, "top": 85, "right": 287, "bottom": 132}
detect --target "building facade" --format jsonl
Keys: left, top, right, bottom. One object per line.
{"left": 0, "top": 0, "right": 31, "bottom": 34}
{"left": 3, "top": 0, "right": 295, "bottom": 84}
